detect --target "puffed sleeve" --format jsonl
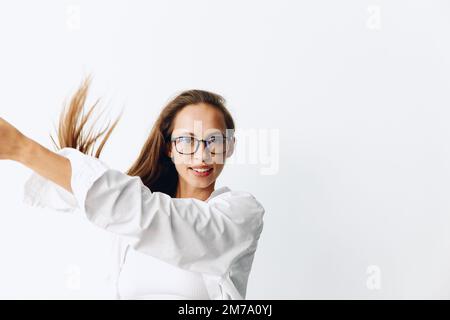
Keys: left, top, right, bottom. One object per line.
{"left": 22, "top": 147, "right": 101, "bottom": 213}
{"left": 62, "top": 147, "right": 265, "bottom": 277}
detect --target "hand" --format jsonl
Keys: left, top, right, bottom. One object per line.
{"left": 0, "top": 117, "right": 27, "bottom": 161}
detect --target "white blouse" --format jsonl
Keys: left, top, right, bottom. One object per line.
{"left": 22, "top": 147, "right": 265, "bottom": 300}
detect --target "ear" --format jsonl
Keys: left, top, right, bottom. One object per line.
{"left": 226, "top": 136, "right": 235, "bottom": 158}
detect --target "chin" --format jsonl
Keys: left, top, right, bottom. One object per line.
{"left": 189, "top": 178, "right": 214, "bottom": 189}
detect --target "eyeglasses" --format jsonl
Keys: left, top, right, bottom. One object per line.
{"left": 170, "top": 134, "right": 231, "bottom": 155}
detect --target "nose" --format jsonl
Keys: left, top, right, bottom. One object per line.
{"left": 193, "top": 140, "right": 212, "bottom": 163}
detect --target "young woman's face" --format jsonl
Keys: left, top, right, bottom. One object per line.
{"left": 168, "top": 103, "right": 234, "bottom": 190}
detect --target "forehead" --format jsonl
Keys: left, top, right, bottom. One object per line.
{"left": 172, "top": 103, "right": 226, "bottom": 136}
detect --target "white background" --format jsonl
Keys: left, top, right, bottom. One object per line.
{"left": 1, "top": 0, "right": 450, "bottom": 299}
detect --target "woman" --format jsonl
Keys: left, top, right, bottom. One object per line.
{"left": 0, "top": 76, "right": 265, "bottom": 300}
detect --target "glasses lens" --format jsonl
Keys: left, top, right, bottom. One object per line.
{"left": 207, "top": 135, "right": 225, "bottom": 154}
{"left": 176, "top": 136, "right": 196, "bottom": 154}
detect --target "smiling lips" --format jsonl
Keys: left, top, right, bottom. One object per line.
{"left": 189, "top": 166, "right": 213, "bottom": 176}
{"left": 190, "top": 165, "right": 212, "bottom": 170}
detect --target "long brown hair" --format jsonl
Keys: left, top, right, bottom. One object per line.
{"left": 51, "top": 75, "right": 236, "bottom": 197}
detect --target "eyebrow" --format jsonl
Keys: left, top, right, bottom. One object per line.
{"left": 179, "top": 130, "right": 224, "bottom": 137}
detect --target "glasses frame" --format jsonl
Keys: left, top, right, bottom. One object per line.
{"left": 170, "top": 134, "right": 233, "bottom": 155}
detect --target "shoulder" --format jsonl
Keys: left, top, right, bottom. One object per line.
{"left": 209, "top": 187, "right": 265, "bottom": 224}
{"left": 213, "top": 187, "right": 264, "bottom": 207}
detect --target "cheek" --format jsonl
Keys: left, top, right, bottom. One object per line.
{"left": 212, "top": 164, "right": 224, "bottom": 176}
{"left": 174, "top": 163, "right": 190, "bottom": 174}
{"left": 172, "top": 153, "right": 190, "bottom": 167}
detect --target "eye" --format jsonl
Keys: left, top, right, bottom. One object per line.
{"left": 178, "top": 136, "right": 194, "bottom": 143}
{"left": 208, "top": 135, "right": 224, "bottom": 143}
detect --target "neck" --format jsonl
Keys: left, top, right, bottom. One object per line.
{"left": 175, "top": 179, "right": 215, "bottom": 201}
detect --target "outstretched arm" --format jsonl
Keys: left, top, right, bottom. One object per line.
{"left": 4, "top": 116, "right": 265, "bottom": 277}
{"left": 0, "top": 117, "right": 73, "bottom": 193}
